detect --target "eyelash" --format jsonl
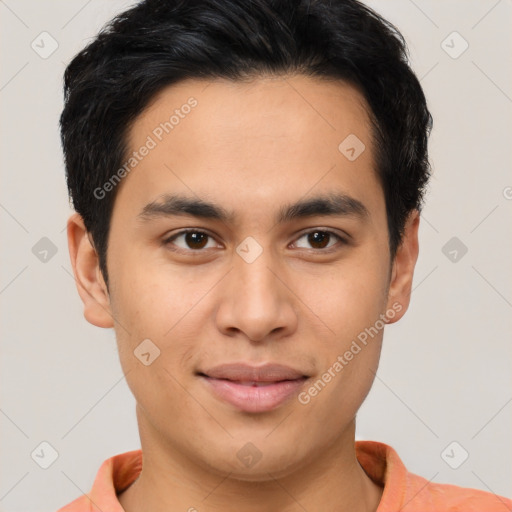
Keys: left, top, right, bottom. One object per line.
{"left": 162, "top": 228, "right": 348, "bottom": 254}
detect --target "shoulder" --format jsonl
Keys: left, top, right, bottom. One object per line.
{"left": 56, "top": 494, "right": 93, "bottom": 512}
{"left": 355, "top": 440, "right": 511, "bottom": 512}
{"left": 404, "top": 471, "right": 512, "bottom": 512}
{"left": 55, "top": 449, "right": 142, "bottom": 512}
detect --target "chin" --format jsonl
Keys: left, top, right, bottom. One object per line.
{"left": 200, "top": 444, "right": 308, "bottom": 482}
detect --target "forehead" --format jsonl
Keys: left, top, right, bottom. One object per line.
{"left": 130, "top": 74, "right": 373, "bottom": 153}
{"left": 115, "top": 75, "right": 382, "bottom": 224}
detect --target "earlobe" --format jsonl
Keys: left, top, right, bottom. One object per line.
{"left": 67, "top": 213, "right": 114, "bottom": 328}
{"left": 385, "top": 210, "right": 420, "bottom": 324}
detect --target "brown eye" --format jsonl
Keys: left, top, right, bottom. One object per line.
{"left": 163, "top": 228, "right": 347, "bottom": 254}
{"left": 293, "top": 230, "right": 346, "bottom": 251}
{"left": 164, "top": 230, "right": 217, "bottom": 252}
{"left": 183, "top": 232, "right": 209, "bottom": 249}
{"left": 307, "top": 231, "right": 330, "bottom": 249}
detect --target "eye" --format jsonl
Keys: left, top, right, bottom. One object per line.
{"left": 292, "top": 229, "right": 347, "bottom": 251}
{"left": 163, "top": 228, "right": 348, "bottom": 254}
{"left": 163, "top": 229, "right": 218, "bottom": 252}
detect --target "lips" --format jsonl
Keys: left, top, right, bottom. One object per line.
{"left": 198, "top": 363, "right": 309, "bottom": 413}
{"left": 199, "top": 363, "right": 307, "bottom": 382}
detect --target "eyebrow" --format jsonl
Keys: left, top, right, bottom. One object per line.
{"left": 137, "top": 192, "right": 370, "bottom": 225}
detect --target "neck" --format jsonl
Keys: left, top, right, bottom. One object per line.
{"left": 118, "top": 409, "right": 382, "bottom": 512}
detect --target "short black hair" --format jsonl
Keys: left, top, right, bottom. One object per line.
{"left": 60, "top": 0, "right": 432, "bottom": 289}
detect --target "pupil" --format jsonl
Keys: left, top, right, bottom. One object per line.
{"left": 309, "top": 231, "right": 329, "bottom": 249}
{"left": 186, "top": 232, "right": 207, "bottom": 249}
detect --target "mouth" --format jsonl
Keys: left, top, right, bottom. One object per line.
{"left": 197, "top": 363, "right": 309, "bottom": 413}
{"left": 198, "top": 376, "right": 301, "bottom": 386}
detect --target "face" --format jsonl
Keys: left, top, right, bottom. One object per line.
{"left": 69, "top": 75, "right": 419, "bottom": 480}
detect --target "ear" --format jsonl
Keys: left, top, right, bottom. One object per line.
{"left": 67, "top": 213, "right": 114, "bottom": 328}
{"left": 385, "top": 209, "right": 420, "bottom": 324}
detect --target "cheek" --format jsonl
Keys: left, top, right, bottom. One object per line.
{"left": 292, "top": 252, "right": 387, "bottom": 409}
{"left": 108, "top": 257, "right": 212, "bottom": 387}
{"left": 297, "top": 255, "right": 389, "bottom": 340}
{"left": 297, "top": 318, "right": 384, "bottom": 434}
{"left": 110, "top": 285, "right": 202, "bottom": 428}
{"left": 109, "top": 254, "right": 202, "bottom": 340}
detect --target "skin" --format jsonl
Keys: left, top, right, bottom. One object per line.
{"left": 67, "top": 74, "right": 419, "bottom": 512}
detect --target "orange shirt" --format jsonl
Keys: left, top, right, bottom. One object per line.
{"left": 57, "top": 441, "right": 511, "bottom": 511}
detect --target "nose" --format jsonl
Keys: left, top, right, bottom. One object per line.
{"left": 215, "top": 245, "right": 298, "bottom": 343}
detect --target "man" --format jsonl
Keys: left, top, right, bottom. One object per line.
{"left": 57, "top": 0, "right": 511, "bottom": 510}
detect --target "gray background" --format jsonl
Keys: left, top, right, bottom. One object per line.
{"left": 1, "top": 1, "right": 511, "bottom": 510}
